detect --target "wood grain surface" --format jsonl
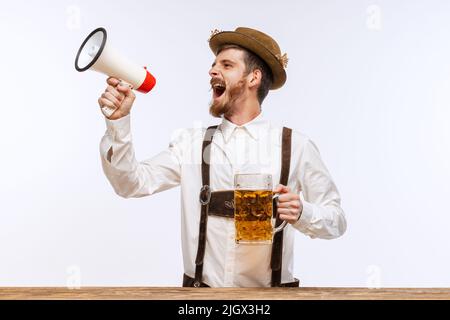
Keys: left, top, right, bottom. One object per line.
{"left": 0, "top": 287, "right": 449, "bottom": 300}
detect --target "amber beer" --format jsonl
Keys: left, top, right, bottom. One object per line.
{"left": 234, "top": 173, "right": 288, "bottom": 244}
{"left": 234, "top": 189, "right": 274, "bottom": 243}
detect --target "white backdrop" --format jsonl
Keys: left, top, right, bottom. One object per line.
{"left": 1, "top": 0, "right": 449, "bottom": 287}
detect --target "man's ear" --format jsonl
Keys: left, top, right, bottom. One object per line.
{"left": 248, "top": 69, "right": 262, "bottom": 89}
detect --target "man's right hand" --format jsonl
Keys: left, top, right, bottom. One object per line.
{"left": 98, "top": 77, "right": 136, "bottom": 120}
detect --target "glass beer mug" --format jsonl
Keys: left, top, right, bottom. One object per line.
{"left": 234, "top": 173, "right": 287, "bottom": 244}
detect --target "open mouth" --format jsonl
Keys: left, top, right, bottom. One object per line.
{"left": 212, "top": 82, "right": 226, "bottom": 99}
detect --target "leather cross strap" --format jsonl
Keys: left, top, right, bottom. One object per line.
{"left": 208, "top": 190, "right": 234, "bottom": 217}
{"left": 194, "top": 125, "right": 218, "bottom": 287}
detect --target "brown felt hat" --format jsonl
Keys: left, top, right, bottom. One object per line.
{"left": 208, "top": 27, "right": 288, "bottom": 90}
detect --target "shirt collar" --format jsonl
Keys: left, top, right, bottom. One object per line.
{"left": 219, "top": 112, "right": 268, "bottom": 143}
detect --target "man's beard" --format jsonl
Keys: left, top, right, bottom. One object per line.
{"left": 209, "top": 79, "right": 246, "bottom": 118}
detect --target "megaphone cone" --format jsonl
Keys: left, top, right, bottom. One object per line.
{"left": 75, "top": 27, "right": 156, "bottom": 93}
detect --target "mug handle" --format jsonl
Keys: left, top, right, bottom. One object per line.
{"left": 272, "top": 193, "right": 288, "bottom": 234}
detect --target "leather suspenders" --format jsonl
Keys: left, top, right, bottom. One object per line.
{"left": 187, "top": 125, "right": 297, "bottom": 288}
{"left": 270, "top": 127, "right": 292, "bottom": 286}
{"left": 194, "top": 125, "right": 218, "bottom": 287}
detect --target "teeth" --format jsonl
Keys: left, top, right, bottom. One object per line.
{"left": 213, "top": 83, "right": 225, "bottom": 89}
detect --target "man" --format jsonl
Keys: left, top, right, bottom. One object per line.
{"left": 98, "top": 27, "right": 347, "bottom": 287}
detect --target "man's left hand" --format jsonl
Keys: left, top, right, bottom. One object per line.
{"left": 273, "top": 184, "right": 303, "bottom": 224}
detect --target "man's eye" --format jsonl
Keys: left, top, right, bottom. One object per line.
{"left": 224, "top": 64, "right": 231, "bottom": 68}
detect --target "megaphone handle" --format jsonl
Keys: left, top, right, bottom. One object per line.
{"left": 101, "top": 105, "right": 117, "bottom": 118}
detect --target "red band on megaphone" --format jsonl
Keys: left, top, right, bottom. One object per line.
{"left": 137, "top": 68, "right": 156, "bottom": 93}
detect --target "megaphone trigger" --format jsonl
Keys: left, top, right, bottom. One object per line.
{"left": 118, "top": 80, "right": 133, "bottom": 89}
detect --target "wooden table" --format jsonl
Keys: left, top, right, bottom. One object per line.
{"left": 0, "top": 287, "right": 449, "bottom": 300}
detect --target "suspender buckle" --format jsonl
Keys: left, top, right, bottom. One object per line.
{"left": 199, "top": 185, "right": 211, "bottom": 205}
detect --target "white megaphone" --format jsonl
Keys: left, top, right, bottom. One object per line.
{"left": 75, "top": 27, "right": 156, "bottom": 117}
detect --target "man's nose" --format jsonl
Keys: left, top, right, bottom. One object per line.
{"left": 209, "top": 66, "right": 219, "bottom": 77}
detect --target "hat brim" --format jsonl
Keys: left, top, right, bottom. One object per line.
{"left": 209, "top": 31, "right": 286, "bottom": 90}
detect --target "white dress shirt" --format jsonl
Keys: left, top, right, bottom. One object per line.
{"left": 99, "top": 112, "right": 347, "bottom": 287}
